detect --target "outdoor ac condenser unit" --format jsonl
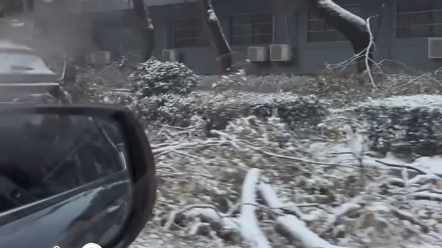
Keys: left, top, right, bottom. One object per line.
{"left": 162, "top": 49, "right": 178, "bottom": 62}
{"left": 428, "top": 38, "right": 442, "bottom": 59}
{"left": 247, "top": 47, "right": 268, "bottom": 62}
{"left": 270, "top": 44, "right": 292, "bottom": 62}
{"left": 89, "top": 51, "right": 112, "bottom": 65}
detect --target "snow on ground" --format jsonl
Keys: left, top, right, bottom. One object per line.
{"left": 412, "top": 157, "right": 442, "bottom": 176}
{"left": 128, "top": 93, "right": 442, "bottom": 248}
{"left": 129, "top": 223, "right": 242, "bottom": 248}
{"left": 361, "top": 94, "right": 442, "bottom": 109}
{"left": 307, "top": 140, "right": 442, "bottom": 175}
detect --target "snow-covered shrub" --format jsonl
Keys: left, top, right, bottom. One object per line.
{"left": 199, "top": 74, "right": 308, "bottom": 93}
{"left": 133, "top": 91, "right": 328, "bottom": 134}
{"left": 132, "top": 94, "right": 206, "bottom": 127}
{"left": 198, "top": 68, "right": 442, "bottom": 107}
{"left": 130, "top": 59, "right": 198, "bottom": 98}
{"left": 355, "top": 95, "right": 442, "bottom": 156}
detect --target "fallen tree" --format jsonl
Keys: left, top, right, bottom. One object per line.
{"left": 301, "top": 0, "right": 372, "bottom": 73}
{"left": 132, "top": 0, "right": 155, "bottom": 61}
{"left": 196, "top": 0, "right": 232, "bottom": 73}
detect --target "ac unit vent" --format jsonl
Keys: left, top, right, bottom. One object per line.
{"left": 247, "top": 47, "right": 268, "bottom": 62}
{"left": 270, "top": 44, "right": 292, "bottom": 62}
{"left": 428, "top": 38, "right": 442, "bottom": 59}
{"left": 162, "top": 49, "right": 178, "bottom": 62}
{"left": 89, "top": 51, "right": 112, "bottom": 65}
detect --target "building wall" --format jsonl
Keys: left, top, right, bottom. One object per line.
{"left": 388, "top": 1, "right": 442, "bottom": 71}
{"left": 33, "top": 0, "right": 140, "bottom": 61}
{"left": 33, "top": 0, "right": 442, "bottom": 75}
{"left": 148, "top": 0, "right": 442, "bottom": 75}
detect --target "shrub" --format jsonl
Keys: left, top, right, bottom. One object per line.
{"left": 66, "top": 58, "right": 132, "bottom": 104}
{"left": 130, "top": 59, "right": 198, "bottom": 98}
{"left": 133, "top": 91, "right": 328, "bottom": 134}
{"left": 355, "top": 95, "right": 442, "bottom": 157}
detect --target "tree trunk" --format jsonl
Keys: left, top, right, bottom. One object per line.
{"left": 303, "top": 0, "right": 372, "bottom": 72}
{"left": 197, "top": 0, "right": 232, "bottom": 74}
{"left": 132, "top": 0, "right": 155, "bottom": 62}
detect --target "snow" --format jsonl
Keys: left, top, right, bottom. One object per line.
{"left": 412, "top": 157, "right": 442, "bottom": 175}
{"left": 208, "top": 9, "right": 217, "bottom": 21}
{"left": 258, "top": 183, "right": 345, "bottom": 248}
{"left": 308, "top": 129, "right": 442, "bottom": 178}
{"left": 362, "top": 95, "right": 442, "bottom": 109}
{"left": 0, "top": 53, "right": 56, "bottom": 76}
{"left": 319, "top": 0, "right": 366, "bottom": 27}
{"left": 240, "top": 168, "right": 271, "bottom": 248}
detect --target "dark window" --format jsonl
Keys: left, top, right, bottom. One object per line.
{"left": 230, "top": 13, "right": 273, "bottom": 46}
{"left": 307, "top": 4, "right": 360, "bottom": 42}
{"left": 172, "top": 18, "right": 208, "bottom": 48}
{"left": 396, "top": 0, "right": 442, "bottom": 38}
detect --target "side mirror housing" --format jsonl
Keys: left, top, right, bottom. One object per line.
{"left": 0, "top": 105, "right": 156, "bottom": 248}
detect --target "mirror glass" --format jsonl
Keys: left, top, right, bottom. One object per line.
{"left": 0, "top": 112, "right": 132, "bottom": 248}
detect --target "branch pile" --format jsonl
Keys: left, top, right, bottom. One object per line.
{"left": 148, "top": 114, "right": 442, "bottom": 248}
{"left": 76, "top": 57, "right": 442, "bottom": 248}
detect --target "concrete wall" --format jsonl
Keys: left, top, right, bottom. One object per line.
{"left": 147, "top": 0, "right": 349, "bottom": 74}
{"left": 33, "top": 0, "right": 442, "bottom": 74}
{"left": 147, "top": 0, "right": 442, "bottom": 75}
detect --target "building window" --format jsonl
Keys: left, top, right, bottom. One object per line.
{"left": 307, "top": 4, "right": 360, "bottom": 42}
{"left": 396, "top": 0, "right": 442, "bottom": 38}
{"left": 171, "top": 18, "right": 208, "bottom": 48}
{"left": 230, "top": 13, "right": 273, "bottom": 46}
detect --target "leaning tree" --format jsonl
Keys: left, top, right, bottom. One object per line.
{"left": 302, "top": 0, "right": 373, "bottom": 72}
{"left": 132, "top": 0, "right": 155, "bottom": 62}
{"left": 197, "top": 0, "right": 371, "bottom": 73}
{"left": 197, "top": 0, "right": 232, "bottom": 74}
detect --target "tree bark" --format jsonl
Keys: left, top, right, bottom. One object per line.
{"left": 197, "top": 0, "right": 232, "bottom": 74}
{"left": 132, "top": 0, "right": 155, "bottom": 62}
{"left": 303, "top": 0, "right": 372, "bottom": 73}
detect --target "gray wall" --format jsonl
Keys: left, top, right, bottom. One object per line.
{"left": 34, "top": 0, "right": 442, "bottom": 75}
{"left": 148, "top": 0, "right": 442, "bottom": 75}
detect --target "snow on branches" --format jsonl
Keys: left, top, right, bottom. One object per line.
{"left": 150, "top": 112, "right": 442, "bottom": 248}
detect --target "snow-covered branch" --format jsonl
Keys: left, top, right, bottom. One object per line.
{"left": 258, "top": 183, "right": 346, "bottom": 248}
{"left": 240, "top": 169, "right": 271, "bottom": 248}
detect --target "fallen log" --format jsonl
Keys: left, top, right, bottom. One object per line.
{"left": 240, "top": 168, "right": 271, "bottom": 248}
{"left": 258, "top": 182, "right": 347, "bottom": 248}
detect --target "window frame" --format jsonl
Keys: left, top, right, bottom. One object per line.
{"left": 395, "top": 0, "right": 442, "bottom": 39}
{"left": 170, "top": 18, "right": 209, "bottom": 48}
{"left": 306, "top": 3, "right": 360, "bottom": 43}
{"left": 229, "top": 12, "right": 274, "bottom": 46}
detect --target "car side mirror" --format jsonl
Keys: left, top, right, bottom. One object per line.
{"left": 0, "top": 105, "right": 156, "bottom": 248}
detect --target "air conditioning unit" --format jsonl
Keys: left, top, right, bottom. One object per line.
{"left": 89, "top": 51, "right": 112, "bottom": 65}
{"left": 428, "top": 38, "right": 442, "bottom": 59}
{"left": 162, "top": 49, "right": 178, "bottom": 62}
{"left": 247, "top": 47, "right": 268, "bottom": 62}
{"left": 270, "top": 44, "right": 292, "bottom": 62}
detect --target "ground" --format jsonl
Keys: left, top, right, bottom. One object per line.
{"left": 125, "top": 91, "right": 442, "bottom": 248}
{"left": 84, "top": 61, "right": 442, "bottom": 248}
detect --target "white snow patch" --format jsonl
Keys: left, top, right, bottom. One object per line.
{"left": 321, "top": 0, "right": 366, "bottom": 27}
{"left": 411, "top": 156, "right": 442, "bottom": 175}
{"left": 308, "top": 139, "right": 442, "bottom": 177}
{"left": 207, "top": 9, "right": 217, "bottom": 21}
{"left": 362, "top": 94, "right": 442, "bottom": 109}
{"left": 0, "top": 53, "right": 56, "bottom": 76}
